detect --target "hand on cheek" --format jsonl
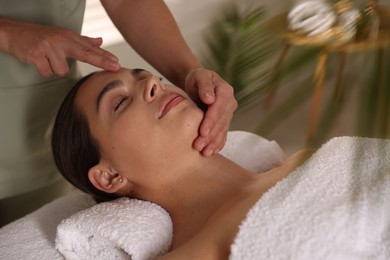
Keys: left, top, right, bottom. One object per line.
{"left": 185, "top": 69, "right": 237, "bottom": 156}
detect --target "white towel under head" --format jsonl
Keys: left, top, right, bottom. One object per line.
{"left": 56, "top": 198, "right": 173, "bottom": 260}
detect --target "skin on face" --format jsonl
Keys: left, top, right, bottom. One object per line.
{"left": 74, "top": 68, "right": 204, "bottom": 194}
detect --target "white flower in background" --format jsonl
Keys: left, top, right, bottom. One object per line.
{"left": 288, "top": 0, "right": 337, "bottom": 36}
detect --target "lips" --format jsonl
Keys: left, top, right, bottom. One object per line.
{"left": 158, "top": 93, "right": 186, "bottom": 119}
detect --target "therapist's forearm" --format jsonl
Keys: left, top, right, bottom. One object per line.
{"left": 100, "top": 0, "right": 202, "bottom": 88}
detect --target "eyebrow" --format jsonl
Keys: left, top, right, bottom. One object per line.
{"left": 96, "top": 79, "right": 124, "bottom": 113}
{"left": 132, "top": 68, "right": 146, "bottom": 77}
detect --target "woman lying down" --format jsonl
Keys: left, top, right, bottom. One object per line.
{"left": 52, "top": 68, "right": 390, "bottom": 259}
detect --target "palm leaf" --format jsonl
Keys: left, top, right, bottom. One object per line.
{"left": 201, "top": 4, "right": 274, "bottom": 102}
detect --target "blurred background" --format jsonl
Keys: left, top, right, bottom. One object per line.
{"left": 79, "top": 0, "right": 390, "bottom": 156}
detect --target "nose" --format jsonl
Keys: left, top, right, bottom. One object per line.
{"left": 144, "top": 75, "right": 163, "bottom": 102}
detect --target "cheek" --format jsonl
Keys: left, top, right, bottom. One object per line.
{"left": 110, "top": 115, "right": 153, "bottom": 154}
{"left": 107, "top": 115, "right": 165, "bottom": 172}
{"left": 106, "top": 105, "right": 204, "bottom": 179}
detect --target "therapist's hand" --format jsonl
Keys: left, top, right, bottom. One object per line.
{"left": 0, "top": 18, "right": 120, "bottom": 77}
{"left": 185, "top": 68, "right": 238, "bottom": 157}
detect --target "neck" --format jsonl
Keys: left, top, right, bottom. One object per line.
{"left": 147, "top": 154, "right": 256, "bottom": 249}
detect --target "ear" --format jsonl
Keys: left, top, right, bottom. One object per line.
{"left": 88, "top": 164, "right": 127, "bottom": 193}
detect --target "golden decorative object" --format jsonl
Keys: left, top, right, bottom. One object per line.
{"left": 266, "top": 2, "right": 390, "bottom": 141}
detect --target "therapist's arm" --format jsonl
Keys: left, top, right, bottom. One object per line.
{"left": 0, "top": 17, "right": 120, "bottom": 77}
{"left": 101, "top": 0, "right": 238, "bottom": 156}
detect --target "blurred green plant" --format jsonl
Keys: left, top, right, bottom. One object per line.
{"left": 200, "top": 4, "right": 274, "bottom": 104}
{"left": 200, "top": 1, "right": 390, "bottom": 146}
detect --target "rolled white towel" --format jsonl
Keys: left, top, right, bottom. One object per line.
{"left": 56, "top": 198, "right": 173, "bottom": 260}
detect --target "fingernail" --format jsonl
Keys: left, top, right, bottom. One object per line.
{"left": 109, "top": 55, "right": 119, "bottom": 62}
{"left": 109, "top": 62, "right": 120, "bottom": 70}
{"left": 204, "top": 149, "right": 214, "bottom": 157}
{"left": 204, "top": 92, "right": 214, "bottom": 99}
{"left": 196, "top": 141, "right": 206, "bottom": 151}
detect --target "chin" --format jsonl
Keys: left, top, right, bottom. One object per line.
{"left": 178, "top": 106, "right": 204, "bottom": 146}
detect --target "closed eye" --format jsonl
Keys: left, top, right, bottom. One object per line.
{"left": 114, "top": 97, "right": 129, "bottom": 111}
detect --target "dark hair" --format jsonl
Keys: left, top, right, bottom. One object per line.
{"left": 52, "top": 73, "right": 121, "bottom": 203}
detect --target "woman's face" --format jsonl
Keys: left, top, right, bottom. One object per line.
{"left": 75, "top": 68, "right": 204, "bottom": 187}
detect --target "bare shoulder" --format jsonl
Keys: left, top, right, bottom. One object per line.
{"left": 160, "top": 235, "right": 223, "bottom": 260}
{"left": 288, "top": 148, "right": 315, "bottom": 165}
{"left": 259, "top": 148, "right": 314, "bottom": 182}
{"left": 160, "top": 196, "right": 254, "bottom": 259}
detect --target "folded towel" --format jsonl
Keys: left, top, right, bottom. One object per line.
{"left": 230, "top": 136, "right": 390, "bottom": 260}
{"left": 56, "top": 198, "right": 172, "bottom": 260}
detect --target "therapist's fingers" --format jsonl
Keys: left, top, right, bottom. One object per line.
{"left": 185, "top": 68, "right": 237, "bottom": 156}
{"left": 45, "top": 37, "right": 120, "bottom": 75}
{"left": 67, "top": 44, "right": 121, "bottom": 72}
{"left": 64, "top": 34, "right": 121, "bottom": 72}
{"left": 46, "top": 48, "right": 70, "bottom": 77}
{"left": 3, "top": 20, "right": 120, "bottom": 76}
{"left": 32, "top": 46, "right": 70, "bottom": 77}
{"left": 33, "top": 57, "right": 54, "bottom": 78}
{"left": 194, "top": 118, "right": 228, "bottom": 156}
{"left": 200, "top": 72, "right": 236, "bottom": 138}
{"left": 193, "top": 82, "right": 237, "bottom": 156}
{"left": 193, "top": 96, "right": 233, "bottom": 156}
{"left": 37, "top": 38, "right": 119, "bottom": 77}
{"left": 75, "top": 35, "right": 120, "bottom": 63}
{"left": 37, "top": 31, "right": 120, "bottom": 75}
{"left": 189, "top": 69, "right": 216, "bottom": 105}
{"left": 84, "top": 36, "right": 104, "bottom": 46}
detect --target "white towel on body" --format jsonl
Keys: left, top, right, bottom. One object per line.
{"left": 230, "top": 136, "right": 390, "bottom": 260}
